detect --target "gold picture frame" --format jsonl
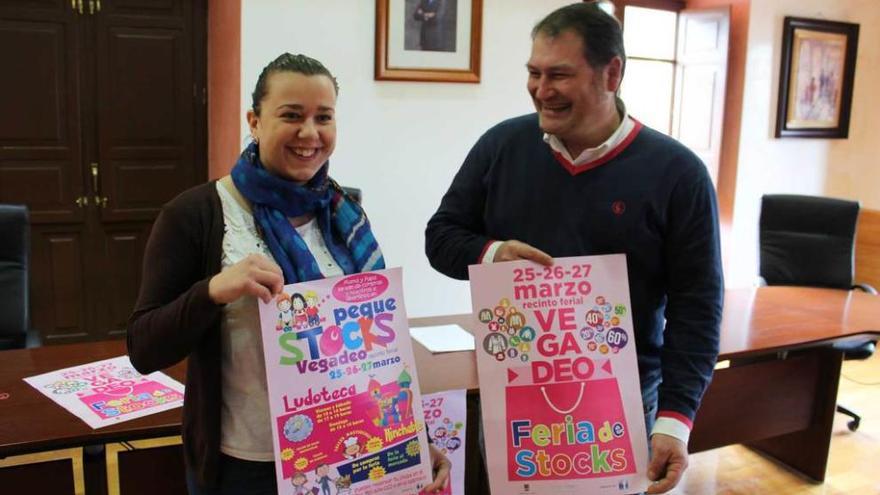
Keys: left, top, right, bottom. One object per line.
{"left": 375, "top": 0, "right": 482, "bottom": 83}
{"left": 775, "top": 17, "right": 859, "bottom": 138}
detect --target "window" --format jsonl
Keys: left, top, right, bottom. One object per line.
{"left": 618, "top": 5, "right": 679, "bottom": 135}
{"left": 605, "top": 0, "right": 730, "bottom": 185}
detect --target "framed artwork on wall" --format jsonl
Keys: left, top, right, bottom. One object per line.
{"left": 375, "top": 0, "right": 482, "bottom": 83}
{"left": 775, "top": 17, "right": 859, "bottom": 138}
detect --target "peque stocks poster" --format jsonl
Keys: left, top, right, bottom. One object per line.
{"left": 258, "top": 267, "right": 432, "bottom": 495}
{"left": 469, "top": 255, "right": 649, "bottom": 495}
{"left": 421, "top": 389, "right": 467, "bottom": 495}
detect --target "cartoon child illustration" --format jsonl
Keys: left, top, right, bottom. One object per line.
{"left": 335, "top": 475, "right": 352, "bottom": 495}
{"left": 305, "top": 290, "right": 321, "bottom": 327}
{"left": 342, "top": 436, "right": 362, "bottom": 459}
{"left": 368, "top": 376, "right": 401, "bottom": 426}
{"left": 277, "top": 292, "right": 293, "bottom": 332}
{"left": 368, "top": 377, "right": 382, "bottom": 401}
{"left": 315, "top": 463, "right": 333, "bottom": 495}
{"left": 291, "top": 471, "right": 311, "bottom": 495}
{"left": 291, "top": 293, "right": 308, "bottom": 329}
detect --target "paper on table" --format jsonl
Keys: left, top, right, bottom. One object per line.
{"left": 23, "top": 355, "right": 185, "bottom": 429}
{"left": 410, "top": 324, "right": 476, "bottom": 353}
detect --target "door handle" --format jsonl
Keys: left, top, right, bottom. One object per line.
{"left": 75, "top": 196, "right": 90, "bottom": 208}
{"left": 90, "top": 162, "right": 109, "bottom": 208}
{"left": 77, "top": 0, "right": 84, "bottom": 15}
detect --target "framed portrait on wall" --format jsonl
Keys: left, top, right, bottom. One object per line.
{"left": 775, "top": 17, "right": 859, "bottom": 138}
{"left": 375, "top": 0, "right": 482, "bottom": 83}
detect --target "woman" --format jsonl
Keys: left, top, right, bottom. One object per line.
{"left": 127, "top": 53, "right": 450, "bottom": 495}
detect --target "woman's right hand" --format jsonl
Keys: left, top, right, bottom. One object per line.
{"left": 208, "top": 254, "right": 284, "bottom": 304}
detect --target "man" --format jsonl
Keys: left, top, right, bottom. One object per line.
{"left": 424, "top": 3, "right": 723, "bottom": 493}
{"left": 413, "top": 0, "right": 447, "bottom": 51}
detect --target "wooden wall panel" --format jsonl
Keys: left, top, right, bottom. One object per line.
{"left": 31, "top": 227, "right": 89, "bottom": 342}
{"left": 855, "top": 208, "right": 880, "bottom": 289}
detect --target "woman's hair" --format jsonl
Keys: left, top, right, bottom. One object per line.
{"left": 251, "top": 53, "right": 339, "bottom": 115}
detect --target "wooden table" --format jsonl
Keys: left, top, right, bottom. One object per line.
{"left": 0, "top": 340, "right": 186, "bottom": 458}
{"left": 1, "top": 287, "right": 878, "bottom": 491}
{"left": 0, "top": 341, "right": 187, "bottom": 494}
{"left": 410, "top": 286, "right": 880, "bottom": 485}
{"left": 411, "top": 286, "right": 880, "bottom": 392}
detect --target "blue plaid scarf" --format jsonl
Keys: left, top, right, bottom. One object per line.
{"left": 230, "top": 142, "right": 384, "bottom": 283}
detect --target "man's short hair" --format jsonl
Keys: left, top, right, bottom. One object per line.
{"left": 532, "top": 2, "right": 626, "bottom": 74}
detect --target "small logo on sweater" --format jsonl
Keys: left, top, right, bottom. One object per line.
{"left": 611, "top": 201, "right": 626, "bottom": 216}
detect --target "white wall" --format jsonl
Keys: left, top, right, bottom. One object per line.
{"left": 726, "top": 0, "right": 880, "bottom": 287}
{"left": 241, "top": 0, "right": 572, "bottom": 316}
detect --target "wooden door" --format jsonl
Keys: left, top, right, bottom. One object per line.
{"left": 0, "top": 0, "right": 91, "bottom": 341}
{"left": 91, "top": 0, "right": 203, "bottom": 338}
{"left": 0, "top": 0, "right": 206, "bottom": 343}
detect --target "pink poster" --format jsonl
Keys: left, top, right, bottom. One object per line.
{"left": 23, "top": 355, "right": 185, "bottom": 429}
{"left": 469, "top": 255, "right": 649, "bottom": 494}
{"left": 421, "top": 389, "right": 467, "bottom": 495}
{"left": 258, "top": 268, "right": 432, "bottom": 495}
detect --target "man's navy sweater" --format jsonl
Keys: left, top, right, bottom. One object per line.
{"left": 425, "top": 113, "right": 724, "bottom": 423}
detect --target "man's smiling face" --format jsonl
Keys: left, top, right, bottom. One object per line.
{"left": 527, "top": 30, "right": 619, "bottom": 153}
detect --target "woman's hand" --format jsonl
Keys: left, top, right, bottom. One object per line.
{"left": 208, "top": 254, "right": 284, "bottom": 304}
{"left": 421, "top": 444, "right": 451, "bottom": 493}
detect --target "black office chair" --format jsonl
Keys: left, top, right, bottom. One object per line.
{"left": 0, "top": 204, "right": 39, "bottom": 350}
{"left": 759, "top": 194, "right": 877, "bottom": 431}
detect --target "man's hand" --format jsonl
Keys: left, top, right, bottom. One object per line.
{"left": 646, "top": 434, "right": 689, "bottom": 494}
{"left": 420, "top": 444, "right": 451, "bottom": 493}
{"left": 493, "top": 240, "right": 553, "bottom": 266}
{"left": 208, "top": 254, "right": 284, "bottom": 304}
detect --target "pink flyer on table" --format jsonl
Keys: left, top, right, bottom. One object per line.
{"left": 23, "top": 355, "right": 184, "bottom": 429}
{"left": 469, "top": 255, "right": 649, "bottom": 495}
{"left": 258, "top": 267, "right": 432, "bottom": 495}
{"left": 421, "top": 389, "right": 467, "bottom": 495}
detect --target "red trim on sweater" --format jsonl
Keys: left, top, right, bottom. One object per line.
{"left": 478, "top": 240, "right": 496, "bottom": 263}
{"left": 551, "top": 119, "right": 644, "bottom": 176}
{"left": 657, "top": 410, "right": 693, "bottom": 429}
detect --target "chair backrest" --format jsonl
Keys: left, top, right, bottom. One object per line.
{"left": 0, "top": 204, "right": 30, "bottom": 350}
{"left": 759, "top": 194, "right": 859, "bottom": 289}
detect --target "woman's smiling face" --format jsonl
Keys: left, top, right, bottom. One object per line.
{"left": 248, "top": 71, "right": 337, "bottom": 183}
